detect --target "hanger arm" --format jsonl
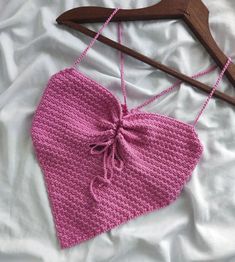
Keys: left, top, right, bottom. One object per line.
{"left": 56, "top": 0, "right": 235, "bottom": 88}
{"left": 56, "top": 0, "right": 188, "bottom": 24}
{"left": 60, "top": 20, "right": 235, "bottom": 107}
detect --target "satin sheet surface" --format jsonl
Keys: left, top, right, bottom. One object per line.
{"left": 0, "top": 0, "right": 235, "bottom": 261}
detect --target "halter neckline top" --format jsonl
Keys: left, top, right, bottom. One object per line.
{"left": 31, "top": 8, "right": 232, "bottom": 249}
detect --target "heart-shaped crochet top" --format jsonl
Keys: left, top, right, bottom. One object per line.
{"left": 31, "top": 8, "right": 231, "bottom": 249}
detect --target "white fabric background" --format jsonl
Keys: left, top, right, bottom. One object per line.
{"left": 1, "top": 0, "right": 235, "bottom": 261}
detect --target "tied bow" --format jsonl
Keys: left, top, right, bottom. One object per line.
{"left": 89, "top": 121, "right": 124, "bottom": 202}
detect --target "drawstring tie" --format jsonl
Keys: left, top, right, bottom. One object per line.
{"left": 89, "top": 120, "right": 124, "bottom": 202}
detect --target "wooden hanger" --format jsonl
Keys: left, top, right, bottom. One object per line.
{"left": 56, "top": 0, "right": 235, "bottom": 106}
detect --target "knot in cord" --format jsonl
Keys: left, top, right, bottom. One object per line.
{"left": 89, "top": 120, "right": 124, "bottom": 202}
{"left": 113, "top": 119, "right": 124, "bottom": 136}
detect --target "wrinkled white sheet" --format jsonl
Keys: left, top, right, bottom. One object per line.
{"left": 1, "top": 0, "right": 235, "bottom": 261}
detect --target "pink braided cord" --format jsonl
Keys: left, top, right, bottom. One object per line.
{"left": 73, "top": 7, "right": 120, "bottom": 67}
{"left": 72, "top": 6, "right": 232, "bottom": 127}
{"left": 193, "top": 57, "right": 232, "bottom": 126}
{"left": 134, "top": 65, "right": 218, "bottom": 111}
{"left": 118, "top": 22, "right": 128, "bottom": 113}
{"left": 89, "top": 131, "right": 124, "bottom": 202}
{"left": 116, "top": 15, "right": 231, "bottom": 125}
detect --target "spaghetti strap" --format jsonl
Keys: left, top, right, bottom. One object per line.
{"left": 72, "top": 7, "right": 231, "bottom": 128}
{"left": 118, "top": 22, "right": 128, "bottom": 113}
{"left": 73, "top": 7, "right": 128, "bottom": 112}
{"left": 134, "top": 64, "right": 218, "bottom": 111}
{"left": 73, "top": 7, "right": 120, "bottom": 68}
{"left": 193, "top": 57, "right": 232, "bottom": 127}
{"left": 131, "top": 58, "right": 232, "bottom": 127}
{"left": 116, "top": 24, "right": 230, "bottom": 122}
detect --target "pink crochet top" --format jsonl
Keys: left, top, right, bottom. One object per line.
{"left": 31, "top": 8, "right": 231, "bottom": 249}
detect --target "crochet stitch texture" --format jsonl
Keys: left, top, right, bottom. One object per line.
{"left": 31, "top": 8, "right": 231, "bottom": 249}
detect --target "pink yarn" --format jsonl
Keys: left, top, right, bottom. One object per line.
{"left": 31, "top": 8, "right": 231, "bottom": 249}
